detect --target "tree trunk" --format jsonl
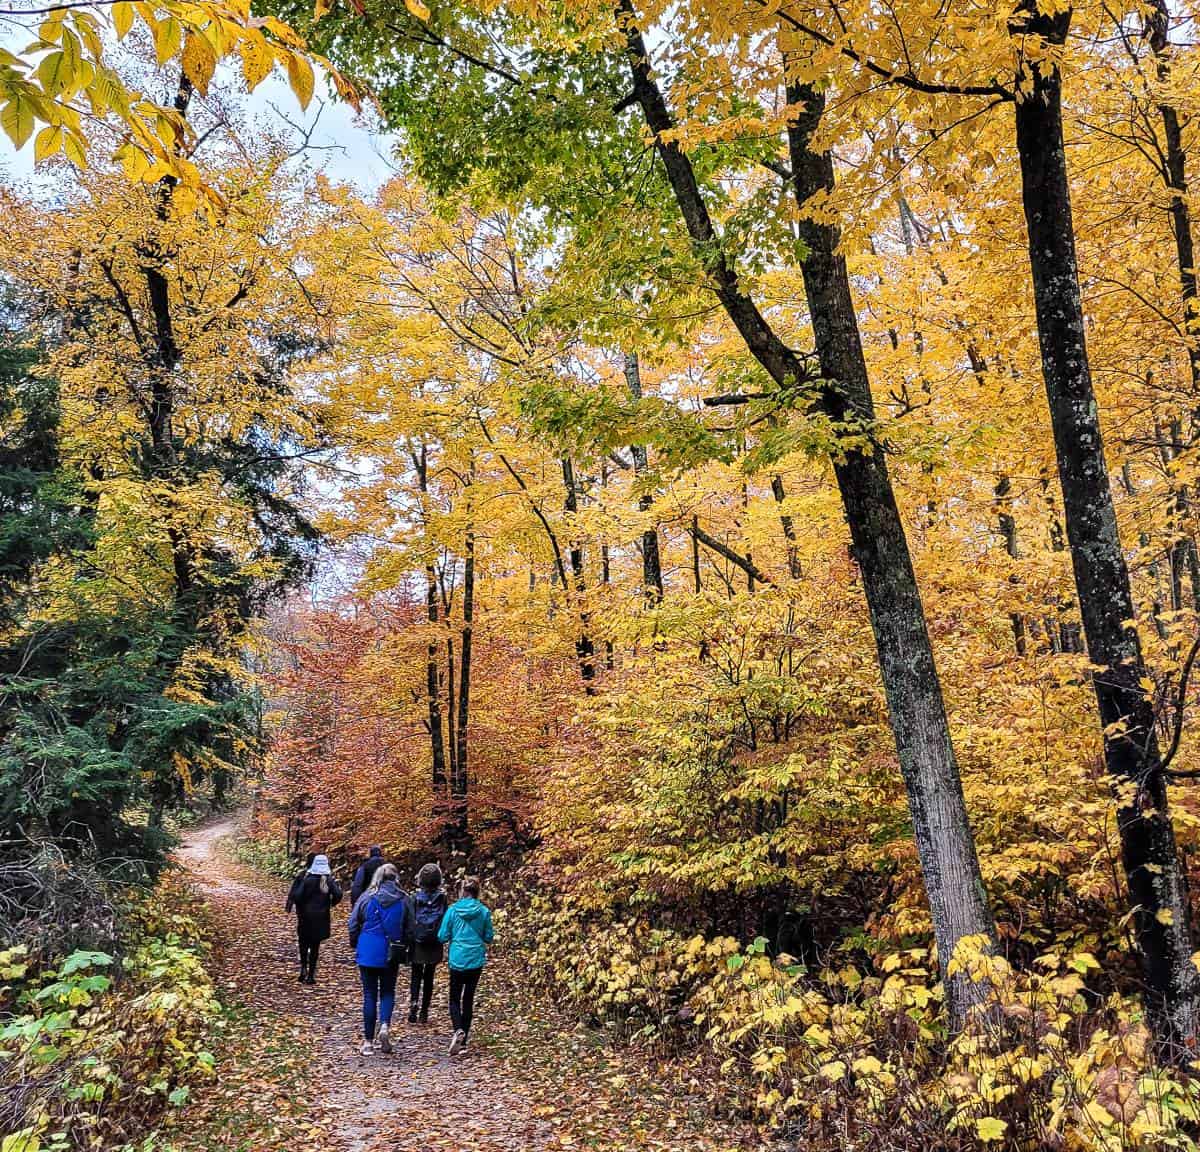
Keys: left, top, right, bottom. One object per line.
{"left": 415, "top": 444, "right": 449, "bottom": 805}
{"left": 993, "top": 476, "right": 1027, "bottom": 656}
{"left": 623, "top": 351, "right": 665, "bottom": 601}
{"left": 617, "top": 4, "right": 995, "bottom": 1023}
{"left": 770, "top": 473, "right": 802, "bottom": 579}
{"left": 1012, "top": 2, "right": 1199, "bottom": 1055}
{"left": 453, "top": 487, "right": 474, "bottom": 843}
{"left": 561, "top": 456, "right": 596, "bottom": 685}
{"left": 1147, "top": 0, "right": 1200, "bottom": 399}
{"left": 783, "top": 75, "right": 995, "bottom": 1019}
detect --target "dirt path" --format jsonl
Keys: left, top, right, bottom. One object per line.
{"left": 173, "top": 818, "right": 763, "bottom": 1152}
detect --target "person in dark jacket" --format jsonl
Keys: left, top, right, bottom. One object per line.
{"left": 285, "top": 853, "right": 342, "bottom": 985}
{"left": 438, "top": 876, "right": 494, "bottom": 1055}
{"left": 408, "top": 862, "right": 448, "bottom": 1024}
{"left": 347, "top": 863, "right": 413, "bottom": 1056}
{"left": 350, "top": 846, "right": 385, "bottom": 905}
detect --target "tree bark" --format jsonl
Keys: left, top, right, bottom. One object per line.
{"left": 770, "top": 473, "right": 802, "bottom": 579}
{"left": 415, "top": 443, "right": 449, "bottom": 804}
{"left": 993, "top": 476, "right": 1027, "bottom": 656}
{"left": 623, "top": 351, "right": 665, "bottom": 601}
{"left": 1147, "top": 0, "right": 1200, "bottom": 398}
{"left": 453, "top": 488, "right": 474, "bottom": 844}
{"left": 616, "top": 2, "right": 995, "bottom": 1023}
{"left": 1012, "top": 1, "right": 1199, "bottom": 1055}
{"left": 561, "top": 456, "right": 596, "bottom": 686}
{"left": 782, "top": 74, "right": 995, "bottom": 1019}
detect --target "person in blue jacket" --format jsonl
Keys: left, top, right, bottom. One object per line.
{"left": 347, "top": 863, "right": 412, "bottom": 1057}
{"left": 438, "top": 875, "right": 494, "bottom": 1055}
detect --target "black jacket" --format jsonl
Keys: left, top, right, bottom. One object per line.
{"left": 286, "top": 872, "right": 343, "bottom": 942}
{"left": 350, "top": 855, "right": 385, "bottom": 904}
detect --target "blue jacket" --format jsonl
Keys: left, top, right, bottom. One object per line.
{"left": 347, "top": 880, "right": 412, "bottom": 968}
{"left": 438, "top": 897, "right": 494, "bottom": 971}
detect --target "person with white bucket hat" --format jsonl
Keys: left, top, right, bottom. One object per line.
{"left": 286, "top": 852, "right": 343, "bottom": 985}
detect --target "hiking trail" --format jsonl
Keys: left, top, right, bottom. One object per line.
{"left": 171, "top": 817, "right": 763, "bottom": 1152}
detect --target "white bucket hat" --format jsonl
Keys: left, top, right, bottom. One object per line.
{"left": 309, "top": 854, "right": 332, "bottom": 876}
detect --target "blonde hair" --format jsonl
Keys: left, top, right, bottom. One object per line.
{"left": 368, "top": 863, "right": 398, "bottom": 895}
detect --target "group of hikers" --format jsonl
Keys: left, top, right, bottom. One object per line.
{"left": 284, "top": 845, "right": 494, "bottom": 1058}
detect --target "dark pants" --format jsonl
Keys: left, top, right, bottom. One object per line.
{"left": 410, "top": 962, "right": 437, "bottom": 1013}
{"left": 448, "top": 966, "right": 483, "bottom": 1036}
{"left": 298, "top": 937, "right": 320, "bottom": 979}
{"left": 359, "top": 964, "right": 399, "bottom": 1040}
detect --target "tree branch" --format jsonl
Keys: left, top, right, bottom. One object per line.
{"left": 689, "top": 522, "right": 775, "bottom": 587}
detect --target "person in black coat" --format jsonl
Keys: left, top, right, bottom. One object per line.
{"left": 408, "top": 862, "right": 448, "bottom": 1023}
{"left": 286, "top": 853, "right": 342, "bottom": 984}
{"left": 350, "top": 846, "right": 385, "bottom": 905}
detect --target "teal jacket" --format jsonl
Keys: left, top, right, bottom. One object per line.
{"left": 438, "top": 897, "right": 494, "bottom": 971}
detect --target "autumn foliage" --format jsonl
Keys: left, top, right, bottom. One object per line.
{"left": 7, "top": 0, "right": 1200, "bottom": 1146}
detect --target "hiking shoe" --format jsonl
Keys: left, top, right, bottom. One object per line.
{"left": 448, "top": 1029, "right": 466, "bottom": 1056}
{"left": 359, "top": 1040, "right": 373, "bottom": 1057}
{"left": 418, "top": 1008, "right": 429, "bottom": 1025}
{"left": 379, "top": 1025, "right": 392, "bottom": 1054}
{"left": 408, "top": 1003, "right": 418, "bottom": 1024}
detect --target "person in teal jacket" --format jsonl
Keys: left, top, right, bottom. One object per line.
{"left": 438, "top": 876, "right": 494, "bottom": 1055}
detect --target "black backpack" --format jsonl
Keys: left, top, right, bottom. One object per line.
{"left": 413, "top": 889, "right": 445, "bottom": 945}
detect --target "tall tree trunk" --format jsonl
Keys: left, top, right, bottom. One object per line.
{"left": 617, "top": 4, "right": 995, "bottom": 1024}
{"left": 561, "top": 456, "right": 596, "bottom": 686}
{"left": 1012, "top": 2, "right": 1199, "bottom": 1055}
{"left": 139, "top": 74, "right": 196, "bottom": 644}
{"left": 453, "top": 482, "right": 474, "bottom": 843}
{"left": 770, "top": 472, "right": 802, "bottom": 579}
{"left": 623, "top": 352, "right": 665, "bottom": 601}
{"left": 1147, "top": 0, "right": 1200, "bottom": 399}
{"left": 993, "top": 476, "right": 1027, "bottom": 656}
{"left": 783, "top": 74, "right": 995, "bottom": 1019}
{"left": 415, "top": 444, "right": 448, "bottom": 805}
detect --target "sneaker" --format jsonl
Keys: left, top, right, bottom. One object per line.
{"left": 359, "top": 1040, "right": 373, "bottom": 1057}
{"left": 448, "top": 1029, "right": 466, "bottom": 1056}
{"left": 418, "top": 1008, "right": 429, "bottom": 1025}
{"left": 379, "top": 1024, "right": 392, "bottom": 1054}
{"left": 408, "top": 1003, "right": 418, "bottom": 1024}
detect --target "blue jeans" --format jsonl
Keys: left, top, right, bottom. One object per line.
{"left": 359, "top": 963, "right": 398, "bottom": 1040}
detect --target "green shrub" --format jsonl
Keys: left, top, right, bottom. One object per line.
{"left": 0, "top": 872, "right": 217, "bottom": 1150}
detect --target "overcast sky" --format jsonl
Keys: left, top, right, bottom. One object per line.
{"left": 0, "top": 57, "right": 399, "bottom": 196}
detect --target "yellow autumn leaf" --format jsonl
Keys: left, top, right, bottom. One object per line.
{"left": 405, "top": 0, "right": 432, "bottom": 19}
{"left": 36, "top": 52, "right": 74, "bottom": 98}
{"left": 152, "top": 16, "right": 182, "bottom": 67}
{"left": 975, "top": 1117, "right": 1007, "bottom": 1142}
{"left": 111, "top": 1, "right": 134, "bottom": 39}
{"left": 239, "top": 38, "right": 273, "bottom": 93}
{"left": 61, "top": 129, "right": 86, "bottom": 169}
{"left": 1, "top": 97, "right": 35, "bottom": 149}
{"left": 285, "top": 50, "right": 315, "bottom": 110}
{"left": 33, "top": 123, "right": 62, "bottom": 162}
{"left": 181, "top": 33, "right": 217, "bottom": 97}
